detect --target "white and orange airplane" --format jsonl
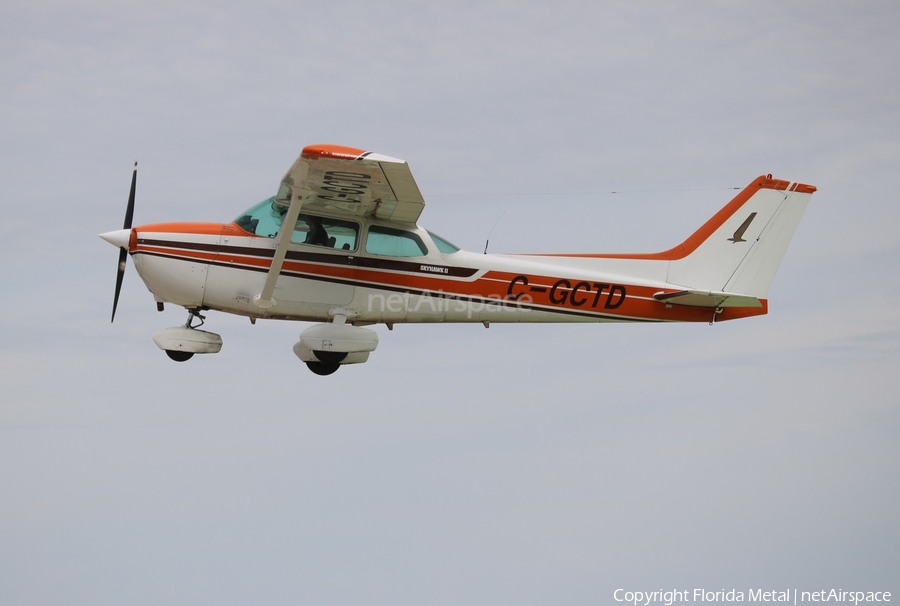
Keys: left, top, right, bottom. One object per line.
{"left": 100, "top": 144, "right": 815, "bottom": 375}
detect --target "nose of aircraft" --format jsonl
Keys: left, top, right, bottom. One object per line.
{"left": 99, "top": 228, "right": 132, "bottom": 249}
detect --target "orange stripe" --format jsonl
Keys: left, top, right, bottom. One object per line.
{"left": 136, "top": 245, "right": 766, "bottom": 322}
{"left": 215, "top": 252, "right": 271, "bottom": 269}
{"left": 134, "top": 225, "right": 770, "bottom": 322}
{"left": 136, "top": 222, "right": 226, "bottom": 236}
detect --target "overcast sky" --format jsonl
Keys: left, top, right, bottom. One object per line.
{"left": 1, "top": 1, "right": 898, "bottom": 604}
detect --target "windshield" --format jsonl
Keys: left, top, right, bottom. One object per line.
{"left": 427, "top": 230, "right": 461, "bottom": 254}
{"left": 234, "top": 197, "right": 283, "bottom": 238}
{"left": 234, "top": 197, "right": 360, "bottom": 250}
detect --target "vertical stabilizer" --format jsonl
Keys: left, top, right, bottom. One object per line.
{"left": 665, "top": 176, "right": 815, "bottom": 298}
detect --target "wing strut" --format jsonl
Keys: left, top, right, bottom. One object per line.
{"left": 253, "top": 196, "right": 305, "bottom": 309}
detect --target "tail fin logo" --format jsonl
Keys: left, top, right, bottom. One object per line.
{"left": 728, "top": 212, "right": 758, "bottom": 243}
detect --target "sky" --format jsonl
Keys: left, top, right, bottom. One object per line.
{"left": 1, "top": 1, "right": 898, "bottom": 604}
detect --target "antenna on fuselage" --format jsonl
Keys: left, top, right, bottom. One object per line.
{"left": 483, "top": 211, "right": 506, "bottom": 255}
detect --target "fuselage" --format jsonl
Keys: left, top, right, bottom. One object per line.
{"left": 127, "top": 198, "right": 766, "bottom": 327}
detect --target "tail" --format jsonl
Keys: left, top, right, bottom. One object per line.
{"left": 663, "top": 175, "right": 815, "bottom": 298}
{"left": 532, "top": 175, "right": 814, "bottom": 311}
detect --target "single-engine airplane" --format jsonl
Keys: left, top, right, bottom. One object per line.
{"left": 100, "top": 144, "right": 815, "bottom": 375}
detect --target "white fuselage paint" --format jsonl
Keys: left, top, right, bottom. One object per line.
{"left": 130, "top": 225, "right": 670, "bottom": 326}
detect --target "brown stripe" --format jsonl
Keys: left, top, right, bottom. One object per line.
{"left": 137, "top": 238, "right": 478, "bottom": 277}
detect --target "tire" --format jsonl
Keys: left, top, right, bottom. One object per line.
{"left": 306, "top": 361, "right": 340, "bottom": 376}
{"left": 166, "top": 350, "right": 194, "bottom": 362}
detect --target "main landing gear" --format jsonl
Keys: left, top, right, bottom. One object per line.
{"left": 150, "top": 307, "right": 379, "bottom": 374}
{"left": 292, "top": 309, "right": 379, "bottom": 376}
{"left": 152, "top": 310, "right": 223, "bottom": 362}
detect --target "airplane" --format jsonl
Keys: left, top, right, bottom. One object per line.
{"left": 100, "top": 144, "right": 816, "bottom": 375}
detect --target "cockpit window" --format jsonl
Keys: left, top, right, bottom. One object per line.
{"left": 365, "top": 225, "right": 428, "bottom": 257}
{"left": 234, "top": 197, "right": 359, "bottom": 251}
{"left": 427, "top": 231, "right": 460, "bottom": 254}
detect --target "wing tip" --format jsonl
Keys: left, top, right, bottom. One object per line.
{"left": 301, "top": 144, "right": 407, "bottom": 165}
{"left": 301, "top": 144, "right": 369, "bottom": 160}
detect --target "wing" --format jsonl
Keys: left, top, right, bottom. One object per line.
{"left": 254, "top": 144, "right": 425, "bottom": 309}
{"left": 274, "top": 144, "right": 425, "bottom": 224}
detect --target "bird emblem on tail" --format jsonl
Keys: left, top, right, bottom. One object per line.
{"left": 728, "top": 212, "right": 758, "bottom": 243}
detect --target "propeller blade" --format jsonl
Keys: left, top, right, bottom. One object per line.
{"left": 111, "top": 247, "right": 128, "bottom": 322}
{"left": 124, "top": 162, "right": 136, "bottom": 229}
{"left": 110, "top": 162, "right": 137, "bottom": 323}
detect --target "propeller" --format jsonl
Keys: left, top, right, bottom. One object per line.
{"left": 100, "top": 162, "right": 137, "bottom": 323}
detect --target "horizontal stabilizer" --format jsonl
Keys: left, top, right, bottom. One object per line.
{"left": 653, "top": 290, "right": 762, "bottom": 308}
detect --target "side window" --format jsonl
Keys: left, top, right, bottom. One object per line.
{"left": 365, "top": 226, "right": 428, "bottom": 257}
{"left": 233, "top": 199, "right": 359, "bottom": 252}
{"left": 292, "top": 214, "right": 359, "bottom": 251}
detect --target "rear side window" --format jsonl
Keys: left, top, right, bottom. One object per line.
{"left": 365, "top": 226, "right": 428, "bottom": 257}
